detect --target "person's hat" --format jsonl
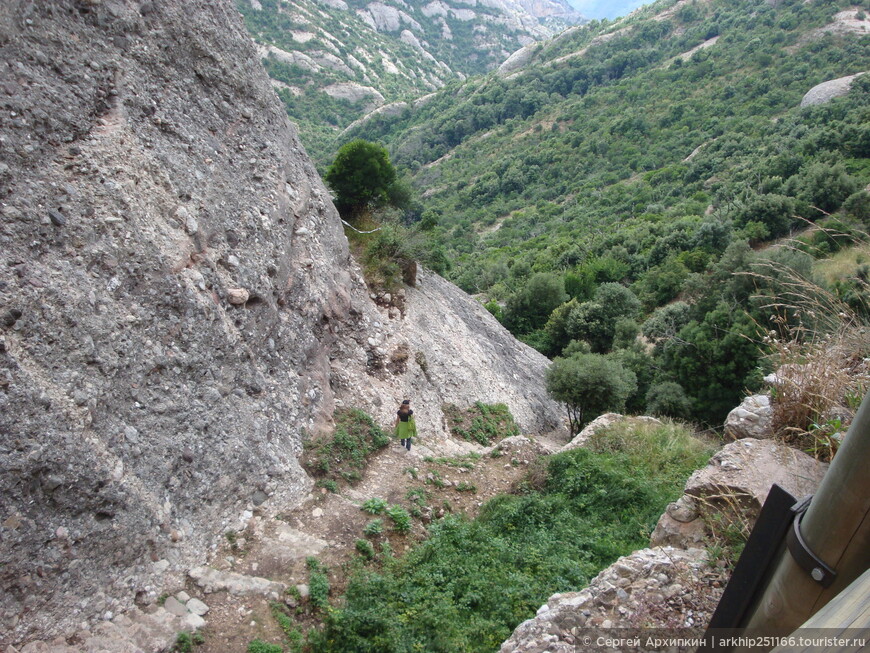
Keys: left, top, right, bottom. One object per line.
{"left": 402, "top": 399, "right": 410, "bottom": 404}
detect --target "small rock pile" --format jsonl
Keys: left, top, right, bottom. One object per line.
{"left": 499, "top": 547, "right": 724, "bottom": 653}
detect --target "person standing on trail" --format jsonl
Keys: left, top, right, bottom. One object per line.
{"left": 395, "top": 399, "right": 416, "bottom": 452}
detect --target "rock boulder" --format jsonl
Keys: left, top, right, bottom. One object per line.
{"left": 651, "top": 439, "right": 828, "bottom": 548}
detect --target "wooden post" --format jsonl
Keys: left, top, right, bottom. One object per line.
{"left": 742, "top": 389, "right": 870, "bottom": 639}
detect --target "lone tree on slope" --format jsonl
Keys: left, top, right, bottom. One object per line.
{"left": 546, "top": 353, "right": 637, "bottom": 435}
{"left": 325, "top": 139, "right": 398, "bottom": 220}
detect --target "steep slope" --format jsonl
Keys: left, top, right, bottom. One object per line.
{"left": 235, "top": 0, "right": 586, "bottom": 163}
{"left": 0, "top": 0, "right": 563, "bottom": 647}
{"left": 340, "top": 0, "right": 870, "bottom": 427}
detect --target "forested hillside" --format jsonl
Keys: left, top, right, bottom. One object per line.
{"left": 236, "top": 0, "right": 584, "bottom": 161}
{"left": 343, "top": 0, "right": 870, "bottom": 426}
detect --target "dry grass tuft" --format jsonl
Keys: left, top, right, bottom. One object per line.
{"left": 746, "top": 228, "right": 870, "bottom": 461}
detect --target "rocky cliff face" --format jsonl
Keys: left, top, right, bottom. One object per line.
{"left": 0, "top": 1, "right": 562, "bottom": 646}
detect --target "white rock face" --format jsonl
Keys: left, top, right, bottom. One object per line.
{"left": 498, "top": 42, "right": 537, "bottom": 75}
{"left": 362, "top": 2, "right": 423, "bottom": 32}
{"left": 189, "top": 567, "right": 285, "bottom": 598}
{"left": 400, "top": 29, "right": 425, "bottom": 51}
{"left": 309, "top": 50, "right": 355, "bottom": 76}
{"left": 315, "top": 0, "right": 349, "bottom": 9}
{"left": 0, "top": 0, "right": 566, "bottom": 647}
{"left": 724, "top": 394, "right": 773, "bottom": 439}
{"left": 452, "top": 7, "right": 477, "bottom": 20}
{"left": 422, "top": 0, "right": 450, "bottom": 17}
{"left": 258, "top": 44, "right": 320, "bottom": 72}
{"left": 801, "top": 72, "right": 866, "bottom": 107}
{"left": 323, "top": 82, "right": 386, "bottom": 108}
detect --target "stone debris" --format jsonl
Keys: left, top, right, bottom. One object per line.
{"left": 188, "top": 566, "right": 285, "bottom": 600}
{"left": 226, "top": 288, "right": 250, "bottom": 305}
{"left": 13, "top": 599, "right": 209, "bottom": 653}
{"left": 500, "top": 547, "right": 724, "bottom": 653}
{"left": 723, "top": 394, "right": 773, "bottom": 440}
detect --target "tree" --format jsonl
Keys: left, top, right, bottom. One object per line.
{"left": 645, "top": 381, "right": 692, "bottom": 419}
{"left": 504, "top": 273, "right": 568, "bottom": 334}
{"left": 325, "top": 140, "right": 397, "bottom": 219}
{"left": 545, "top": 353, "right": 637, "bottom": 435}
{"left": 566, "top": 283, "right": 641, "bottom": 353}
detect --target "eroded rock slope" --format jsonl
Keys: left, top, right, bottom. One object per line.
{"left": 0, "top": 0, "right": 562, "bottom": 646}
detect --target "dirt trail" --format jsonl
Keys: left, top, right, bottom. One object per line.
{"left": 191, "top": 433, "right": 563, "bottom": 653}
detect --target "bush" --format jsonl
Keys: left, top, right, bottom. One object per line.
{"left": 325, "top": 139, "right": 397, "bottom": 219}
{"left": 247, "top": 640, "right": 282, "bottom": 653}
{"left": 546, "top": 353, "right": 637, "bottom": 434}
{"left": 303, "top": 409, "right": 389, "bottom": 486}
{"left": 361, "top": 497, "right": 388, "bottom": 514}
{"left": 386, "top": 504, "right": 412, "bottom": 533}
{"left": 363, "top": 519, "right": 385, "bottom": 536}
{"left": 355, "top": 538, "right": 376, "bottom": 559}
{"left": 307, "top": 558, "right": 331, "bottom": 611}
{"left": 443, "top": 402, "right": 521, "bottom": 445}
{"left": 646, "top": 381, "right": 693, "bottom": 419}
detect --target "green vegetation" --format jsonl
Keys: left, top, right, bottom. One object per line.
{"left": 302, "top": 409, "right": 390, "bottom": 486}
{"left": 546, "top": 352, "right": 637, "bottom": 434}
{"left": 385, "top": 504, "right": 412, "bottom": 533}
{"left": 361, "top": 497, "right": 388, "bottom": 515}
{"left": 309, "top": 421, "right": 712, "bottom": 652}
{"left": 325, "top": 140, "right": 400, "bottom": 220}
{"left": 247, "top": 640, "right": 282, "bottom": 653}
{"left": 235, "top": 0, "right": 553, "bottom": 164}
{"left": 172, "top": 632, "right": 204, "bottom": 653}
{"left": 355, "top": 538, "right": 377, "bottom": 559}
{"left": 443, "top": 402, "right": 521, "bottom": 445}
{"left": 307, "top": 557, "right": 331, "bottom": 611}
{"left": 338, "top": 0, "right": 870, "bottom": 426}
{"left": 363, "top": 519, "right": 385, "bottom": 536}
{"left": 270, "top": 602, "right": 305, "bottom": 652}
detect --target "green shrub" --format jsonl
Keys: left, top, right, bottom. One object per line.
{"left": 361, "top": 497, "right": 388, "bottom": 514}
{"left": 386, "top": 505, "right": 412, "bottom": 533}
{"left": 307, "top": 558, "right": 330, "bottom": 611}
{"left": 302, "top": 409, "right": 389, "bottom": 486}
{"left": 312, "top": 421, "right": 712, "bottom": 652}
{"left": 363, "top": 519, "right": 384, "bottom": 536}
{"left": 247, "top": 640, "right": 282, "bottom": 653}
{"left": 317, "top": 479, "right": 339, "bottom": 493}
{"left": 270, "top": 602, "right": 304, "bottom": 650}
{"left": 443, "top": 402, "right": 521, "bottom": 445}
{"left": 355, "top": 538, "right": 376, "bottom": 559}
{"left": 172, "top": 632, "right": 204, "bottom": 653}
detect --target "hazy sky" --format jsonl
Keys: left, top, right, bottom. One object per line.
{"left": 569, "top": 1, "right": 650, "bottom": 19}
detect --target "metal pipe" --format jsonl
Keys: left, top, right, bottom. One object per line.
{"left": 743, "top": 389, "right": 870, "bottom": 639}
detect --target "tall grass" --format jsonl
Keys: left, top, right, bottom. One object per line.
{"left": 748, "top": 232, "right": 870, "bottom": 460}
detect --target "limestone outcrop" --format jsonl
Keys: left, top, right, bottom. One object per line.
{"left": 800, "top": 72, "right": 866, "bottom": 107}
{"left": 559, "top": 413, "right": 662, "bottom": 452}
{"left": 499, "top": 547, "right": 723, "bottom": 653}
{"left": 0, "top": 1, "right": 562, "bottom": 646}
{"left": 651, "top": 438, "right": 829, "bottom": 548}
{"left": 723, "top": 394, "right": 774, "bottom": 440}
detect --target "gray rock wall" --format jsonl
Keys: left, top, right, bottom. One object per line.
{"left": 0, "top": 1, "right": 563, "bottom": 646}
{"left": 0, "top": 0, "right": 353, "bottom": 644}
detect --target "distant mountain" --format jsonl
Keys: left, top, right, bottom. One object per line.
{"left": 236, "top": 0, "right": 586, "bottom": 163}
